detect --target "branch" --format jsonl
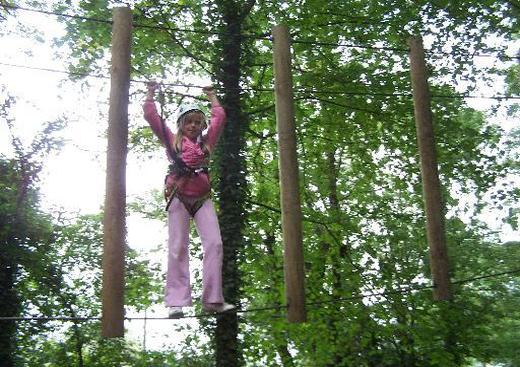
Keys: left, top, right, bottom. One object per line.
{"left": 246, "top": 198, "right": 281, "bottom": 214}
{"left": 155, "top": 13, "right": 215, "bottom": 73}
{"left": 295, "top": 95, "right": 385, "bottom": 116}
{"left": 509, "top": 0, "right": 520, "bottom": 10}
{"left": 246, "top": 127, "right": 275, "bottom": 139}
{"left": 239, "top": 0, "right": 257, "bottom": 22}
{"left": 246, "top": 103, "right": 275, "bottom": 116}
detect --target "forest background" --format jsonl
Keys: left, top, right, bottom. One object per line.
{"left": 1, "top": 0, "right": 519, "bottom": 366}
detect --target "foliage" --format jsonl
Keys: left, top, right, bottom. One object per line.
{"left": 11, "top": 210, "right": 165, "bottom": 366}
{"left": 1, "top": 0, "right": 519, "bottom": 366}
{"left": 1, "top": 91, "right": 165, "bottom": 365}
{"left": 0, "top": 90, "right": 65, "bottom": 367}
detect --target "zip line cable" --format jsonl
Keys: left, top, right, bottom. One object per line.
{"left": 0, "top": 4, "right": 520, "bottom": 92}
{"left": 314, "top": 11, "right": 393, "bottom": 25}
{"left": 292, "top": 39, "right": 408, "bottom": 53}
{"left": 291, "top": 40, "right": 520, "bottom": 61}
{"left": 0, "top": 61, "right": 108, "bottom": 80}
{"left": 0, "top": 305, "right": 288, "bottom": 321}
{"left": 451, "top": 268, "right": 520, "bottom": 285}
{"left": 2, "top": 61, "right": 518, "bottom": 101}
{"left": 1, "top": 267, "right": 519, "bottom": 322}
{"left": 0, "top": 61, "right": 271, "bottom": 93}
{"left": 0, "top": 3, "right": 113, "bottom": 25}
{"left": 293, "top": 88, "right": 520, "bottom": 100}
{"left": 431, "top": 93, "right": 519, "bottom": 100}
{"left": 11, "top": 0, "right": 517, "bottom": 61}
{"left": 306, "top": 268, "right": 520, "bottom": 308}
{"left": 3, "top": 3, "right": 518, "bottom": 58}
{"left": 2, "top": 59, "right": 516, "bottom": 100}
{"left": 437, "top": 52, "right": 520, "bottom": 61}
{"left": 0, "top": 3, "right": 268, "bottom": 39}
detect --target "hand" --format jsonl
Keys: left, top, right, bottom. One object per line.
{"left": 147, "top": 81, "right": 159, "bottom": 92}
{"left": 146, "top": 81, "right": 159, "bottom": 101}
{"left": 202, "top": 86, "right": 219, "bottom": 104}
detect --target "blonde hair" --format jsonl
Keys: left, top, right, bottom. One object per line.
{"left": 173, "top": 110, "right": 207, "bottom": 153}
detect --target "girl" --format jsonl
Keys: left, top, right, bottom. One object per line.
{"left": 143, "top": 82, "right": 235, "bottom": 318}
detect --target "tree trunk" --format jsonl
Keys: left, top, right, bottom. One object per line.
{"left": 213, "top": 3, "right": 250, "bottom": 366}
{"left": 408, "top": 36, "right": 451, "bottom": 301}
{"left": 0, "top": 251, "right": 18, "bottom": 367}
{"left": 1, "top": 160, "right": 33, "bottom": 367}
{"left": 101, "top": 6, "right": 132, "bottom": 338}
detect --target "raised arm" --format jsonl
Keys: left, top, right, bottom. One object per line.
{"left": 202, "top": 86, "right": 226, "bottom": 151}
{"left": 143, "top": 81, "right": 174, "bottom": 147}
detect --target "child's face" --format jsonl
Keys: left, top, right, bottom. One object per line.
{"left": 181, "top": 112, "right": 205, "bottom": 140}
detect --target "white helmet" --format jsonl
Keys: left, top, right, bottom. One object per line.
{"left": 176, "top": 103, "right": 206, "bottom": 126}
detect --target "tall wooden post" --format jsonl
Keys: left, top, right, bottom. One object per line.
{"left": 272, "top": 24, "right": 306, "bottom": 322}
{"left": 102, "top": 6, "right": 132, "bottom": 337}
{"left": 408, "top": 36, "right": 452, "bottom": 300}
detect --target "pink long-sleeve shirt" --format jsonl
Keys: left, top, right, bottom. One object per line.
{"left": 143, "top": 99, "right": 226, "bottom": 197}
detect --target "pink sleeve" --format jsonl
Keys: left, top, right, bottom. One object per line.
{"left": 204, "top": 101, "right": 226, "bottom": 151}
{"left": 143, "top": 100, "right": 175, "bottom": 148}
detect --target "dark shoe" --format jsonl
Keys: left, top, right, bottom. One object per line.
{"left": 168, "top": 306, "right": 184, "bottom": 319}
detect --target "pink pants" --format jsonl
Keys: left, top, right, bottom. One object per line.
{"left": 165, "top": 197, "right": 224, "bottom": 306}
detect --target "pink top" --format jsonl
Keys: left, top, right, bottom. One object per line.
{"left": 143, "top": 99, "right": 226, "bottom": 197}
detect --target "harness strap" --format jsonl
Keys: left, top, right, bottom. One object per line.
{"left": 158, "top": 88, "right": 209, "bottom": 176}
{"left": 158, "top": 88, "right": 211, "bottom": 216}
{"left": 164, "top": 167, "right": 209, "bottom": 212}
{"left": 158, "top": 89, "right": 191, "bottom": 172}
{"left": 166, "top": 191, "right": 210, "bottom": 217}
{"left": 168, "top": 164, "right": 208, "bottom": 177}
{"left": 176, "top": 192, "right": 211, "bottom": 217}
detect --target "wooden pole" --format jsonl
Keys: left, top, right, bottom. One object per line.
{"left": 272, "top": 24, "right": 306, "bottom": 322}
{"left": 408, "top": 36, "right": 452, "bottom": 300}
{"left": 102, "top": 6, "right": 132, "bottom": 337}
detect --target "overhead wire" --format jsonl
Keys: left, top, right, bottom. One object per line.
{"left": 1, "top": 267, "right": 519, "bottom": 322}
{"left": 0, "top": 3, "right": 113, "bottom": 25}
{"left": 292, "top": 39, "right": 408, "bottom": 53}
{"left": 313, "top": 11, "right": 392, "bottom": 24}
{"left": 290, "top": 12, "right": 519, "bottom": 61}
{"left": 451, "top": 268, "right": 520, "bottom": 285}
{"left": 0, "top": 61, "right": 272, "bottom": 93}
{"left": 0, "top": 305, "right": 287, "bottom": 322}
{"left": 294, "top": 87, "right": 520, "bottom": 100}
{"left": 2, "top": 3, "right": 518, "bottom": 83}
{"left": 0, "top": 61, "right": 107, "bottom": 80}
{"left": 0, "top": 3, "right": 269, "bottom": 39}
{"left": 2, "top": 61, "right": 518, "bottom": 101}
{"left": 288, "top": 14, "right": 519, "bottom": 60}
{"left": 306, "top": 268, "right": 520, "bottom": 308}
{"left": 291, "top": 38, "right": 520, "bottom": 61}
{"left": 4, "top": 3, "right": 518, "bottom": 59}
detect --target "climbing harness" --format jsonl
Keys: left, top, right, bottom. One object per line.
{"left": 158, "top": 87, "right": 211, "bottom": 216}
{"left": 171, "top": 191, "right": 211, "bottom": 217}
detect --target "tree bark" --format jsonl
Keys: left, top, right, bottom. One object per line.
{"left": 272, "top": 24, "right": 306, "bottom": 323}
{"left": 101, "top": 6, "right": 132, "bottom": 338}
{"left": 408, "top": 36, "right": 452, "bottom": 301}
{"left": 213, "top": 2, "right": 251, "bottom": 366}
{"left": 0, "top": 251, "right": 18, "bottom": 367}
